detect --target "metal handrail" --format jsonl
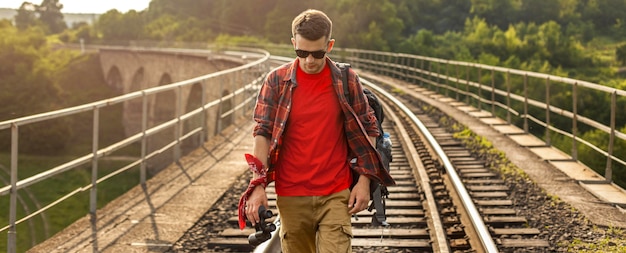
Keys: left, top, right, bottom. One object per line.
{"left": 330, "top": 48, "right": 626, "bottom": 183}
{"left": 1, "top": 46, "right": 270, "bottom": 253}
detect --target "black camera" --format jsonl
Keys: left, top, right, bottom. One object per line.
{"left": 248, "top": 206, "right": 276, "bottom": 246}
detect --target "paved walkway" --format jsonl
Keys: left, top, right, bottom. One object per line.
{"left": 28, "top": 118, "right": 256, "bottom": 253}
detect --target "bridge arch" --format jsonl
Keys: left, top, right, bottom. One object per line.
{"left": 148, "top": 73, "right": 177, "bottom": 172}
{"left": 152, "top": 73, "right": 175, "bottom": 125}
{"left": 183, "top": 83, "right": 204, "bottom": 153}
{"left": 123, "top": 67, "right": 146, "bottom": 136}
{"left": 219, "top": 89, "right": 233, "bottom": 133}
{"left": 97, "top": 49, "right": 245, "bottom": 172}
{"left": 130, "top": 67, "right": 145, "bottom": 92}
{"left": 105, "top": 66, "right": 123, "bottom": 93}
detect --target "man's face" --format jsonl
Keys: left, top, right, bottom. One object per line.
{"left": 292, "top": 34, "right": 334, "bottom": 74}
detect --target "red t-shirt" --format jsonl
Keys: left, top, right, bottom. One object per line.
{"left": 274, "top": 63, "right": 351, "bottom": 196}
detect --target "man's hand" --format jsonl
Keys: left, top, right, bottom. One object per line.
{"left": 245, "top": 185, "right": 269, "bottom": 226}
{"left": 348, "top": 175, "right": 370, "bottom": 214}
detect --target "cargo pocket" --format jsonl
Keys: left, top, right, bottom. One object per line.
{"left": 336, "top": 225, "right": 353, "bottom": 253}
{"left": 341, "top": 224, "right": 353, "bottom": 238}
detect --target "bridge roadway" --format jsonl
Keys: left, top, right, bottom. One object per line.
{"left": 29, "top": 74, "right": 626, "bottom": 253}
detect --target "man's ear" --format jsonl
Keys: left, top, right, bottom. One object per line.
{"left": 327, "top": 39, "right": 335, "bottom": 53}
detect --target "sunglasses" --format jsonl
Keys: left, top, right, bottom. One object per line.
{"left": 295, "top": 49, "right": 326, "bottom": 59}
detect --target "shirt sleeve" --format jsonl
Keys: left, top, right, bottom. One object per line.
{"left": 253, "top": 70, "right": 278, "bottom": 139}
{"left": 349, "top": 72, "right": 379, "bottom": 137}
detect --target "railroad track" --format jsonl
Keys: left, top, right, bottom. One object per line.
{"left": 170, "top": 73, "right": 553, "bottom": 252}
{"left": 370, "top": 78, "right": 552, "bottom": 252}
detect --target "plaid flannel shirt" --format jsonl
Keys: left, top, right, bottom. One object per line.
{"left": 252, "top": 57, "right": 395, "bottom": 187}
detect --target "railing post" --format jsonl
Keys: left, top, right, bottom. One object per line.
{"left": 174, "top": 86, "right": 182, "bottom": 161}
{"left": 401, "top": 56, "right": 408, "bottom": 81}
{"left": 429, "top": 63, "right": 434, "bottom": 90}
{"left": 491, "top": 69, "right": 495, "bottom": 115}
{"left": 140, "top": 92, "right": 148, "bottom": 185}
{"left": 606, "top": 91, "right": 616, "bottom": 183}
{"left": 545, "top": 78, "right": 551, "bottom": 146}
{"left": 455, "top": 64, "right": 460, "bottom": 101}
{"left": 372, "top": 53, "right": 378, "bottom": 75}
{"left": 385, "top": 54, "right": 391, "bottom": 77}
{"left": 477, "top": 67, "right": 482, "bottom": 111}
{"left": 435, "top": 63, "right": 441, "bottom": 93}
{"left": 571, "top": 82, "right": 578, "bottom": 160}
{"left": 230, "top": 72, "right": 236, "bottom": 119}
{"left": 523, "top": 74, "right": 529, "bottom": 133}
{"left": 8, "top": 124, "right": 18, "bottom": 253}
{"left": 420, "top": 59, "right": 425, "bottom": 87}
{"left": 90, "top": 107, "right": 100, "bottom": 253}
{"left": 367, "top": 52, "right": 373, "bottom": 73}
{"left": 360, "top": 51, "right": 366, "bottom": 72}
{"left": 215, "top": 78, "right": 225, "bottom": 136}
{"left": 201, "top": 80, "right": 208, "bottom": 143}
{"left": 394, "top": 54, "right": 400, "bottom": 79}
{"left": 465, "top": 65, "right": 470, "bottom": 104}
{"left": 506, "top": 71, "right": 511, "bottom": 123}
{"left": 445, "top": 62, "right": 450, "bottom": 97}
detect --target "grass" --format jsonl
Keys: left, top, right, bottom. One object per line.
{"left": 0, "top": 153, "right": 141, "bottom": 252}
{"left": 563, "top": 226, "right": 626, "bottom": 253}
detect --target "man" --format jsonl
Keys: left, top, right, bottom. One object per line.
{"left": 241, "top": 9, "right": 395, "bottom": 252}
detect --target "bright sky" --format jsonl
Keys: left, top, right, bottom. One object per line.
{"left": 0, "top": 0, "right": 151, "bottom": 14}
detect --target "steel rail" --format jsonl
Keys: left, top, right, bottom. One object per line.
{"left": 370, "top": 82, "right": 451, "bottom": 252}
{"left": 363, "top": 78, "right": 499, "bottom": 252}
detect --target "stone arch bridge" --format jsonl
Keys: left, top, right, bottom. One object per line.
{"left": 97, "top": 48, "right": 256, "bottom": 171}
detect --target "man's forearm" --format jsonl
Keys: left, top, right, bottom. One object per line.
{"left": 252, "top": 135, "right": 271, "bottom": 179}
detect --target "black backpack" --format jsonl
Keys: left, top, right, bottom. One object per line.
{"left": 337, "top": 63, "right": 392, "bottom": 226}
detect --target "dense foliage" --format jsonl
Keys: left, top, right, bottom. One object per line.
{"left": 63, "top": 0, "right": 623, "bottom": 83}
{"left": 1, "top": 0, "right": 624, "bottom": 162}
{"left": 0, "top": 19, "right": 119, "bottom": 154}
{"left": 14, "top": 0, "right": 66, "bottom": 34}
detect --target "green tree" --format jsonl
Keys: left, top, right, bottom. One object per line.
{"left": 14, "top": 2, "right": 39, "bottom": 30}
{"left": 331, "top": 0, "right": 404, "bottom": 51}
{"left": 470, "top": 0, "right": 518, "bottom": 30}
{"left": 37, "top": 0, "right": 66, "bottom": 34}
{"left": 397, "top": 29, "right": 436, "bottom": 55}
{"left": 13, "top": 0, "right": 66, "bottom": 34}
{"left": 262, "top": 0, "right": 312, "bottom": 43}
{"left": 0, "top": 23, "right": 73, "bottom": 153}
{"left": 97, "top": 10, "right": 145, "bottom": 41}
{"left": 580, "top": 0, "right": 626, "bottom": 34}
{"left": 519, "top": 0, "right": 560, "bottom": 25}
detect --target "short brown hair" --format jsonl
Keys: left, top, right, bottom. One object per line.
{"left": 291, "top": 9, "right": 332, "bottom": 41}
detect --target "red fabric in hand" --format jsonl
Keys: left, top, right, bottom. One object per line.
{"left": 237, "top": 154, "right": 268, "bottom": 230}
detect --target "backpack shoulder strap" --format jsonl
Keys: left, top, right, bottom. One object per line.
{"left": 336, "top": 62, "right": 351, "bottom": 104}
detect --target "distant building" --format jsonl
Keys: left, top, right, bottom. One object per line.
{"left": 0, "top": 8, "right": 100, "bottom": 27}
{"left": 0, "top": 8, "right": 16, "bottom": 22}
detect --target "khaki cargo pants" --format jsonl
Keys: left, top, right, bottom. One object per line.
{"left": 277, "top": 189, "right": 353, "bottom": 253}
